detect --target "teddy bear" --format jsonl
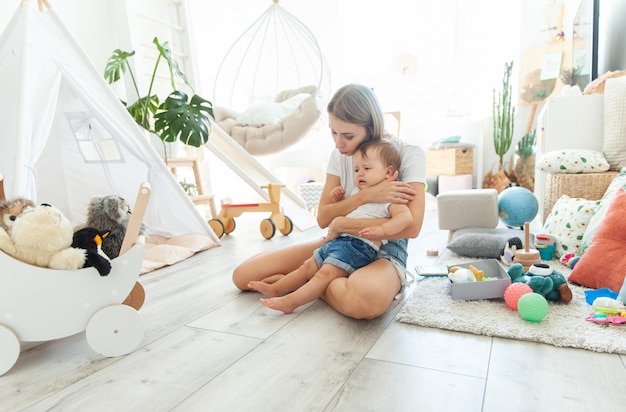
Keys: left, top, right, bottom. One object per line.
{"left": 0, "top": 203, "right": 86, "bottom": 270}
{"left": 85, "top": 195, "right": 145, "bottom": 259}
{"left": 507, "top": 262, "right": 573, "bottom": 303}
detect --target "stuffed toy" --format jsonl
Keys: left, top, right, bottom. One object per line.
{"left": 85, "top": 195, "right": 145, "bottom": 259}
{"left": 0, "top": 197, "right": 34, "bottom": 233}
{"left": 500, "top": 237, "right": 522, "bottom": 266}
{"left": 72, "top": 227, "right": 112, "bottom": 276}
{"left": 1, "top": 204, "right": 86, "bottom": 270}
{"left": 507, "top": 262, "right": 573, "bottom": 303}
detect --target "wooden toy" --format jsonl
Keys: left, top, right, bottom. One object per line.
{"left": 209, "top": 184, "right": 294, "bottom": 239}
{"left": 513, "top": 222, "right": 541, "bottom": 271}
{"left": 0, "top": 174, "right": 150, "bottom": 376}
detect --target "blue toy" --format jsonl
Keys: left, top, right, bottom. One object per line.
{"left": 498, "top": 186, "right": 538, "bottom": 228}
{"left": 507, "top": 262, "right": 572, "bottom": 303}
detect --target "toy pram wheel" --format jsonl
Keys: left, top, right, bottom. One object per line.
{"left": 224, "top": 217, "right": 236, "bottom": 234}
{"left": 279, "top": 216, "right": 294, "bottom": 236}
{"left": 208, "top": 219, "right": 225, "bottom": 238}
{"left": 86, "top": 304, "right": 144, "bottom": 357}
{"left": 260, "top": 218, "right": 276, "bottom": 239}
{"left": 0, "top": 324, "right": 20, "bottom": 376}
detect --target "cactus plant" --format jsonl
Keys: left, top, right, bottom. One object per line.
{"left": 493, "top": 61, "right": 515, "bottom": 168}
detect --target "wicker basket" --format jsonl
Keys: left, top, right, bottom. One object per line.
{"left": 426, "top": 147, "right": 473, "bottom": 176}
{"left": 544, "top": 171, "right": 618, "bottom": 220}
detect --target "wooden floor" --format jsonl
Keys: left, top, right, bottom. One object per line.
{"left": 2, "top": 203, "right": 626, "bottom": 411}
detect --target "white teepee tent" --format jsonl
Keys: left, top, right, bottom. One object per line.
{"left": 0, "top": 1, "right": 219, "bottom": 243}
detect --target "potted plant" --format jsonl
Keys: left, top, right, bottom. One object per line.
{"left": 513, "top": 129, "right": 536, "bottom": 191}
{"left": 483, "top": 61, "right": 515, "bottom": 193}
{"left": 103, "top": 37, "right": 213, "bottom": 159}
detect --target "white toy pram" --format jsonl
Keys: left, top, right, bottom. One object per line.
{"left": 0, "top": 173, "right": 151, "bottom": 376}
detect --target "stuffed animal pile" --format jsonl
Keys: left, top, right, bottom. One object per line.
{"left": 507, "top": 262, "right": 573, "bottom": 303}
{"left": 0, "top": 203, "right": 86, "bottom": 270}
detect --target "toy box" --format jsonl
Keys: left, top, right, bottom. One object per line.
{"left": 449, "top": 259, "right": 511, "bottom": 300}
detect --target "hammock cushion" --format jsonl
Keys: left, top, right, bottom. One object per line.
{"left": 214, "top": 85, "right": 320, "bottom": 155}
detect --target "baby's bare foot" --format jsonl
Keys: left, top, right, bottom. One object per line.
{"left": 247, "top": 281, "right": 279, "bottom": 297}
{"left": 260, "top": 297, "right": 296, "bottom": 314}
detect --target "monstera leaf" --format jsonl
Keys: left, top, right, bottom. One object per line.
{"left": 154, "top": 91, "right": 214, "bottom": 147}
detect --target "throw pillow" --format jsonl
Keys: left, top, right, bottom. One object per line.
{"left": 542, "top": 195, "right": 600, "bottom": 258}
{"left": 447, "top": 227, "right": 533, "bottom": 259}
{"left": 535, "top": 149, "right": 610, "bottom": 174}
{"left": 603, "top": 76, "right": 626, "bottom": 170}
{"left": 236, "top": 102, "right": 292, "bottom": 126}
{"left": 580, "top": 167, "right": 626, "bottom": 253}
{"left": 568, "top": 189, "right": 626, "bottom": 292}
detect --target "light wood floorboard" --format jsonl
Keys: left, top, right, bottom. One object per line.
{"left": 1, "top": 206, "right": 625, "bottom": 411}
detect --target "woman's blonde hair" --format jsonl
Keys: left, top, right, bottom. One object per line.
{"left": 326, "top": 84, "right": 385, "bottom": 142}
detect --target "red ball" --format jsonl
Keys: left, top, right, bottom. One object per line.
{"left": 504, "top": 283, "right": 533, "bottom": 310}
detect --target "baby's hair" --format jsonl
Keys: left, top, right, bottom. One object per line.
{"left": 326, "top": 84, "right": 385, "bottom": 142}
{"left": 356, "top": 140, "right": 401, "bottom": 172}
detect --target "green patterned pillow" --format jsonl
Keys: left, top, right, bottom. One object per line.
{"left": 536, "top": 149, "right": 610, "bottom": 174}
{"left": 542, "top": 195, "right": 601, "bottom": 258}
{"left": 580, "top": 168, "right": 626, "bottom": 253}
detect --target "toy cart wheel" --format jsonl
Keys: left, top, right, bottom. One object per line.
{"left": 260, "top": 218, "right": 276, "bottom": 239}
{"left": 86, "top": 304, "right": 144, "bottom": 357}
{"left": 0, "top": 324, "right": 20, "bottom": 376}
{"left": 208, "top": 219, "right": 225, "bottom": 238}
{"left": 224, "top": 218, "right": 236, "bottom": 234}
{"left": 279, "top": 216, "right": 294, "bottom": 236}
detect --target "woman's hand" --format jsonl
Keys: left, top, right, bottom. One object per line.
{"left": 360, "top": 176, "right": 417, "bottom": 204}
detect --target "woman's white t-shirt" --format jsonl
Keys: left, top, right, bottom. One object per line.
{"left": 326, "top": 135, "right": 426, "bottom": 194}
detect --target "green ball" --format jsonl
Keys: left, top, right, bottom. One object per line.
{"left": 517, "top": 293, "right": 549, "bottom": 322}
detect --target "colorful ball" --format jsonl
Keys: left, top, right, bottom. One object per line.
{"left": 497, "top": 187, "right": 539, "bottom": 227}
{"left": 517, "top": 293, "right": 549, "bottom": 322}
{"left": 504, "top": 283, "right": 533, "bottom": 310}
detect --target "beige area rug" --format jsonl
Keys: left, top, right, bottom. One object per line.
{"left": 397, "top": 249, "right": 626, "bottom": 354}
{"left": 141, "top": 234, "right": 220, "bottom": 274}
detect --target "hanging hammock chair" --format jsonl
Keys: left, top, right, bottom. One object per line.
{"left": 212, "top": 0, "right": 327, "bottom": 155}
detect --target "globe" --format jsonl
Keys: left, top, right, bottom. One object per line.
{"left": 498, "top": 186, "right": 538, "bottom": 227}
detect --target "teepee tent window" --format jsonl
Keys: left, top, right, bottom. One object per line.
{"left": 213, "top": 0, "right": 326, "bottom": 112}
{"left": 67, "top": 113, "right": 123, "bottom": 163}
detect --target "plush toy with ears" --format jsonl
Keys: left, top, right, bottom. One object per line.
{"left": 507, "top": 262, "right": 573, "bottom": 303}
{"left": 3, "top": 204, "right": 86, "bottom": 270}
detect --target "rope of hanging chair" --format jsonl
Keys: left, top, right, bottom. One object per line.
{"left": 213, "top": 1, "right": 324, "bottom": 110}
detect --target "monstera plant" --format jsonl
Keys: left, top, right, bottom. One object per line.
{"left": 104, "top": 37, "right": 213, "bottom": 156}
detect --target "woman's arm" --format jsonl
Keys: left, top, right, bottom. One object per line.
{"left": 358, "top": 203, "right": 413, "bottom": 239}
{"left": 316, "top": 174, "right": 418, "bottom": 228}
{"left": 327, "top": 182, "right": 425, "bottom": 240}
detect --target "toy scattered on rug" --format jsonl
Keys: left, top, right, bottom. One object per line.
{"left": 560, "top": 253, "right": 580, "bottom": 270}
{"left": 0, "top": 197, "right": 35, "bottom": 233}
{"left": 499, "top": 237, "right": 522, "bottom": 266}
{"left": 85, "top": 195, "right": 146, "bottom": 259}
{"left": 503, "top": 282, "right": 549, "bottom": 321}
{"left": 0, "top": 203, "right": 86, "bottom": 270}
{"left": 447, "top": 264, "right": 498, "bottom": 283}
{"left": 584, "top": 282, "right": 626, "bottom": 325}
{"left": 507, "top": 262, "right": 573, "bottom": 303}
{"left": 71, "top": 227, "right": 112, "bottom": 276}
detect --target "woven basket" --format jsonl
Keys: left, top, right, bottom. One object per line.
{"left": 482, "top": 163, "right": 510, "bottom": 193}
{"left": 543, "top": 171, "right": 618, "bottom": 220}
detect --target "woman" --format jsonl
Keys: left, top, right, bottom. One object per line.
{"left": 232, "top": 84, "right": 426, "bottom": 319}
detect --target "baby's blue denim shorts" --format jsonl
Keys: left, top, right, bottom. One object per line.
{"left": 314, "top": 235, "right": 378, "bottom": 274}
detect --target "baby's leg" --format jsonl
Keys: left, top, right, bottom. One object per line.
{"left": 248, "top": 256, "right": 319, "bottom": 297}
{"left": 261, "top": 263, "right": 347, "bottom": 314}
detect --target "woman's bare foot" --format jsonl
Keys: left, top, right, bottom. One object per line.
{"left": 247, "top": 280, "right": 280, "bottom": 297}
{"left": 260, "top": 297, "right": 296, "bottom": 314}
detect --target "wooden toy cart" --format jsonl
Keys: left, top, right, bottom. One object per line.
{"left": 208, "top": 183, "right": 293, "bottom": 239}
{"left": 0, "top": 174, "right": 151, "bottom": 376}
